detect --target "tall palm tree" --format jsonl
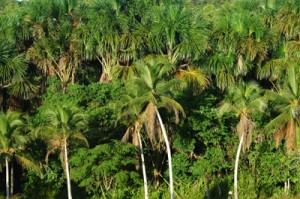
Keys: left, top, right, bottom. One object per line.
{"left": 0, "top": 111, "right": 40, "bottom": 199}
{"left": 0, "top": 10, "right": 37, "bottom": 112}
{"left": 36, "top": 105, "right": 89, "bottom": 199}
{"left": 218, "top": 82, "right": 266, "bottom": 199}
{"left": 208, "top": 0, "right": 275, "bottom": 90}
{"left": 25, "top": 0, "right": 82, "bottom": 91}
{"left": 118, "top": 55, "right": 186, "bottom": 199}
{"left": 78, "top": 0, "right": 144, "bottom": 83}
{"left": 146, "top": 3, "right": 209, "bottom": 63}
{"left": 114, "top": 96, "right": 149, "bottom": 199}
{"left": 0, "top": 42, "right": 27, "bottom": 112}
{"left": 264, "top": 64, "right": 300, "bottom": 152}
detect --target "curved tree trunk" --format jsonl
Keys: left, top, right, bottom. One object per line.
{"left": 155, "top": 107, "right": 174, "bottom": 199}
{"left": 137, "top": 131, "right": 149, "bottom": 199}
{"left": 234, "top": 133, "right": 244, "bottom": 199}
{"left": 64, "top": 140, "right": 72, "bottom": 199}
{"left": 6, "top": 157, "right": 10, "bottom": 199}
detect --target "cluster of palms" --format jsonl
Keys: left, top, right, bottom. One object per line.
{"left": 1, "top": 0, "right": 300, "bottom": 198}
{"left": 0, "top": 106, "right": 88, "bottom": 199}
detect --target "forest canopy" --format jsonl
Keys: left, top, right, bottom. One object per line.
{"left": 1, "top": 0, "right": 300, "bottom": 198}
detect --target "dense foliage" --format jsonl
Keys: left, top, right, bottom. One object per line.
{"left": 1, "top": 0, "right": 300, "bottom": 198}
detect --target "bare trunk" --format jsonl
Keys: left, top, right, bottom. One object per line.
{"left": 6, "top": 157, "right": 10, "bottom": 199}
{"left": 137, "top": 131, "right": 149, "bottom": 199}
{"left": 284, "top": 181, "right": 287, "bottom": 194}
{"left": 64, "top": 140, "right": 72, "bottom": 199}
{"left": 10, "top": 161, "right": 13, "bottom": 198}
{"left": 155, "top": 108, "right": 174, "bottom": 199}
{"left": 205, "top": 182, "right": 210, "bottom": 199}
{"left": 62, "top": 82, "right": 68, "bottom": 95}
{"left": 71, "top": 70, "right": 75, "bottom": 85}
{"left": 234, "top": 133, "right": 244, "bottom": 199}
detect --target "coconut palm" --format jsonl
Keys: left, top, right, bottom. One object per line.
{"left": 264, "top": 64, "right": 300, "bottom": 152}
{"left": 114, "top": 96, "right": 149, "bottom": 199}
{"left": 218, "top": 82, "right": 266, "bottom": 199}
{"left": 117, "top": 55, "right": 187, "bottom": 199}
{"left": 36, "top": 105, "right": 89, "bottom": 199}
{"left": 0, "top": 111, "right": 40, "bottom": 199}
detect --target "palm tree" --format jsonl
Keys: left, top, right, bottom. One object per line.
{"left": 0, "top": 10, "right": 37, "bottom": 112}
{"left": 208, "top": 0, "right": 275, "bottom": 90}
{"left": 273, "top": 0, "right": 300, "bottom": 41}
{"left": 0, "top": 111, "right": 40, "bottom": 199}
{"left": 117, "top": 55, "right": 186, "bottom": 199}
{"left": 115, "top": 100, "right": 148, "bottom": 199}
{"left": 78, "top": 0, "right": 144, "bottom": 83}
{"left": 36, "top": 105, "right": 89, "bottom": 199}
{"left": 218, "top": 82, "right": 266, "bottom": 199}
{"left": 0, "top": 42, "right": 27, "bottom": 112}
{"left": 146, "top": 3, "right": 209, "bottom": 63}
{"left": 25, "top": 0, "right": 82, "bottom": 91}
{"left": 264, "top": 64, "right": 300, "bottom": 152}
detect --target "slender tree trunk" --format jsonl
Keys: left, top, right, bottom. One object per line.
{"left": 284, "top": 181, "right": 287, "bottom": 194}
{"left": 62, "top": 82, "right": 68, "bottom": 95}
{"left": 205, "top": 182, "right": 210, "bottom": 199}
{"left": 64, "top": 140, "right": 72, "bottom": 199}
{"left": 234, "top": 133, "right": 244, "bottom": 199}
{"left": 155, "top": 108, "right": 174, "bottom": 199}
{"left": 137, "top": 131, "right": 149, "bottom": 199}
{"left": 10, "top": 160, "right": 13, "bottom": 198}
{"left": 6, "top": 157, "right": 10, "bottom": 199}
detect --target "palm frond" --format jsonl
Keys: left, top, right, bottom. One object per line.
{"left": 265, "top": 111, "right": 290, "bottom": 132}
{"left": 158, "top": 96, "right": 186, "bottom": 120}
{"left": 14, "top": 154, "right": 42, "bottom": 174}
{"left": 70, "top": 132, "right": 89, "bottom": 147}
{"left": 176, "top": 68, "right": 210, "bottom": 94}
{"left": 9, "top": 78, "right": 38, "bottom": 100}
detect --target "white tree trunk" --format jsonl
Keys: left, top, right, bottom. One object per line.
{"left": 155, "top": 108, "right": 174, "bottom": 199}
{"left": 137, "top": 131, "right": 149, "bottom": 199}
{"left": 10, "top": 161, "right": 13, "bottom": 198}
{"left": 205, "top": 182, "right": 210, "bottom": 199}
{"left": 234, "top": 133, "right": 244, "bottom": 199}
{"left": 64, "top": 140, "right": 72, "bottom": 199}
{"left": 6, "top": 157, "right": 10, "bottom": 199}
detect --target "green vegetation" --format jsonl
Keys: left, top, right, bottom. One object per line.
{"left": 1, "top": 0, "right": 300, "bottom": 198}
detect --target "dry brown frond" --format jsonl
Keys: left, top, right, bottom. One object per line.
{"left": 286, "top": 121, "right": 296, "bottom": 152}
{"left": 49, "top": 139, "right": 62, "bottom": 148}
{"left": 255, "top": 132, "right": 265, "bottom": 143}
{"left": 237, "top": 114, "right": 247, "bottom": 141}
{"left": 132, "top": 121, "right": 141, "bottom": 147}
{"left": 237, "top": 112, "right": 255, "bottom": 152}
{"left": 121, "top": 127, "right": 132, "bottom": 143}
{"left": 173, "top": 106, "right": 179, "bottom": 124}
{"left": 274, "top": 126, "right": 286, "bottom": 149}
{"left": 145, "top": 102, "right": 157, "bottom": 145}
{"left": 245, "top": 131, "right": 253, "bottom": 151}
